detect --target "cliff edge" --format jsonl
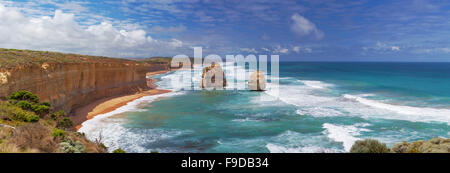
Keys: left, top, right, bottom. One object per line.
{"left": 0, "top": 48, "right": 171, "bottom": 114}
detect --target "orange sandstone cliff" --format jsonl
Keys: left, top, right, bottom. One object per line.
{"left": 0, "top": 49, "right": 170, "bottom": 114}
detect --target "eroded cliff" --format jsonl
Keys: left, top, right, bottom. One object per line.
{"left": 0, "top": 49, "right": 170, "bottom": 114}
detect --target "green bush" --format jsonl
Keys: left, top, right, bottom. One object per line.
{"left": 9, "top": 106, "right": 39, "bottom": 122}
{"left": 25, "top": 114, "right": 40, "bottom": 122}
{"left": 350, "top": 139, "right": 390, "bottom": 153}
{"left": 40, "top": 102, "right": 51, "bottom": 107}
{"left": 150, "top": 150, "right": 159, "bottom": 153}
{"left": 16, "top": 101, "right": 32, "bottom": 110}
{"left": 0, "top": 103, "right": 39, "bottom": 123}
{"left": 8, "top": 90, "right": 39, "bottom": 103}
{"left": 59, "top": 137, "right": 85, "bottom": 153}
{"left": 32, "top": 105, "right": 50, "bottom": 116}
{"left": 113, "top": 148, "right": 126, "bottom": 153}
{"left": 51, "top": 128, "right": 65, "bottom": 138}
{"left": 56, "top": 117, "right": 73, "bottom": 129}
{"left": 51, "top": 110, "right": 66, "bottom": 120}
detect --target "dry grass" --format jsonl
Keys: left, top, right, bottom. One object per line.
{"left": 0, "top": 142, "right": 39, "bottom": 153}
{"left": 9, "top": 123, "right": 59, "bottom": 152}
{"left": 3, "top": 123, "right": 106, "bottom": 153}
{"left": 0, "top": 127, "right": 39, "bottom": 153}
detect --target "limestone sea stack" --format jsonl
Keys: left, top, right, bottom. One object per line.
{"left": 248, "top": 70, "right": 266, "bottom": 91}
{"left": 201, "top": 63, "right": 227, "bottom": 89}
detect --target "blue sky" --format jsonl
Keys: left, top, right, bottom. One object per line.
{"left": 0, "top": 0, "right": 450, "bottom": 61}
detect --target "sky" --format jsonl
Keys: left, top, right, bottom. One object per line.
{"left": 0, "top": 0, "right": 450, "bottom": 61}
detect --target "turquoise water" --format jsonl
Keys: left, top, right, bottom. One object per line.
{"left": 79, "top": 62, "right": 450, "bottom": 153}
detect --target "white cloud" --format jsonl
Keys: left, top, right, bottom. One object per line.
{"left": 304, "top": 47, "right": 312, "bottom": 53}
{"left": 292, "top": 46, "right": 312, "bottom": 53}
{"left": 240, "top": 48, "right": 258, "bottom": 54}
{"left": 273, "top": 46, "right": 289, "bottom": 54}
{"left": 364, "top": 42, "right": 400, "bottom": 53}
{"left": 0, "top": 4, "right": 185, "bottom": 57}
{"left": 293, "top": 46, "right": 301, "bottom": 53}
{"left": 170, "top": 39, "right": 183, "bottom": 48}
{"left": 279, "top": 48, "right": 289, "bottom": 54}
{"left": 391, "top": 46, "right": 400, "bottom": 51}
{"left": 418, "top": 47, "right": 450, "bottom": 54}
{"left": 290, "top": 13, "right": 323, "bottom": 39}
{"left": 150, "top": 25, "right": 186, "bottom": 33}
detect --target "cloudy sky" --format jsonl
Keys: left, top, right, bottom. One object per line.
{"left": 0, "top": 0, "right": 449, "bottom": 61}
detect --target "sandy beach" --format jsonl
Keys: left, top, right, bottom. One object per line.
{"left": 73, "top": 70, "right": 171, "bottom": 130}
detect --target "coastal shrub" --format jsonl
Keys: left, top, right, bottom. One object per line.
{"left": 0, "top": 103, "right": 13, "bottom": 120}
{"left": 51, "top": 110, "right": 66, "bottom": 120}
{"left": 40, "top": 102, "right": 51, "bottom": 107}
{"left": 59, "top": 137, "right": 86, "bottom": 153}
{"left": 56, "top": 117, "right": 73, "bottom": 129}
{"left": 350, "top": 139, "right": 390, "bottom": 153}
{"left": 24, "top": 114, "right": 40, "bottom": 123}
{"left": 32, "top": 105, "right": 50, "bottom": 116}
{"left": 6, "top": 105, "right": 39, "bottom": 123}
{"left": 391, "top": 139, "right": 449, "bottom": 153}
{"left": 113, "top": 148, "right": 126, "bottom": 153}
{"left": 150, "top": 150, "right": 159, "bottom": 153}
{"left": 51, "top": 128, "right": 65, "bottom": 138}
{"left": 8, "top": 90, "right": 39, "bottom": 103}
{"left": 16, "top": 101, "right": 32, "bottom": 110}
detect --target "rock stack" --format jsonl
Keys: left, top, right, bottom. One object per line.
{"left": 201, "top": 63, "right": 227, "bottom": 89}
{"left": 248, "top": 70, "right": 266, "bottom": 91}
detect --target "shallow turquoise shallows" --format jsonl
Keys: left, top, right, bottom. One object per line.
{"left": 79, "top": 62, "right": 450, "bottom": 153}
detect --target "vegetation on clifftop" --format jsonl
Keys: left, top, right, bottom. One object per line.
{"left": 0, "top": 48, "right": 183, "bottom": 69}
{"left": 0, "top": 90, "right": 107, "bottom": 153}
{"left": 350, "top": 138, "right": 450, "bottom": 153}
{"left": 0, "top": 48, "right": 144, "bottom": 68}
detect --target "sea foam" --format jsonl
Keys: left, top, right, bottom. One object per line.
{"left": 322, "top": 123, "right": 371, "bottom": 152}
{"left": 77, "top": 91, "right": 184, "bottom": 152}
{"left": 264, "top": 77, "right": 450, "bottom": 124}
{"left": 343, "top": 94, "right": 450, "bottom": 124}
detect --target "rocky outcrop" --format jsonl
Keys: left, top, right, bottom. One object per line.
{"left": 391, "top": 137, "right": 450, "bottom": 153}
{"left": 0, "top": 62, "right": 169, "bottom": 114}
{"left": 248, "top": 71, "right": 266, "bottom": 91}
{"left": 201, "top": 63, "right": 227, "bottom": 89}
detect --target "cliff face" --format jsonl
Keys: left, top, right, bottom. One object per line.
{"left": 0, "top": 62, "right": 169, "bottom": 113}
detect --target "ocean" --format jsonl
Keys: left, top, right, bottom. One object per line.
{"left": 78, "top": 62, "right": 450, "bottom": 153}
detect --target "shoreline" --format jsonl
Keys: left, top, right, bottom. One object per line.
{"left": 73, "top": 70, "right": 172, "bottom": 130}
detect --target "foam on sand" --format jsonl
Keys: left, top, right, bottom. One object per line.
{"left": 78, "top": 92, "right": 183, "bottom": 144}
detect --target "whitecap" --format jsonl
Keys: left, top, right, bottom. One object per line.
{"left": 299, "top": 80, "right": 334, "bottom": 89}
{"left": 343, "top": 94, "right": 450, "bottom": 124}
{"left": 322, "top": 123, "right": 371, "bottom": 152}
